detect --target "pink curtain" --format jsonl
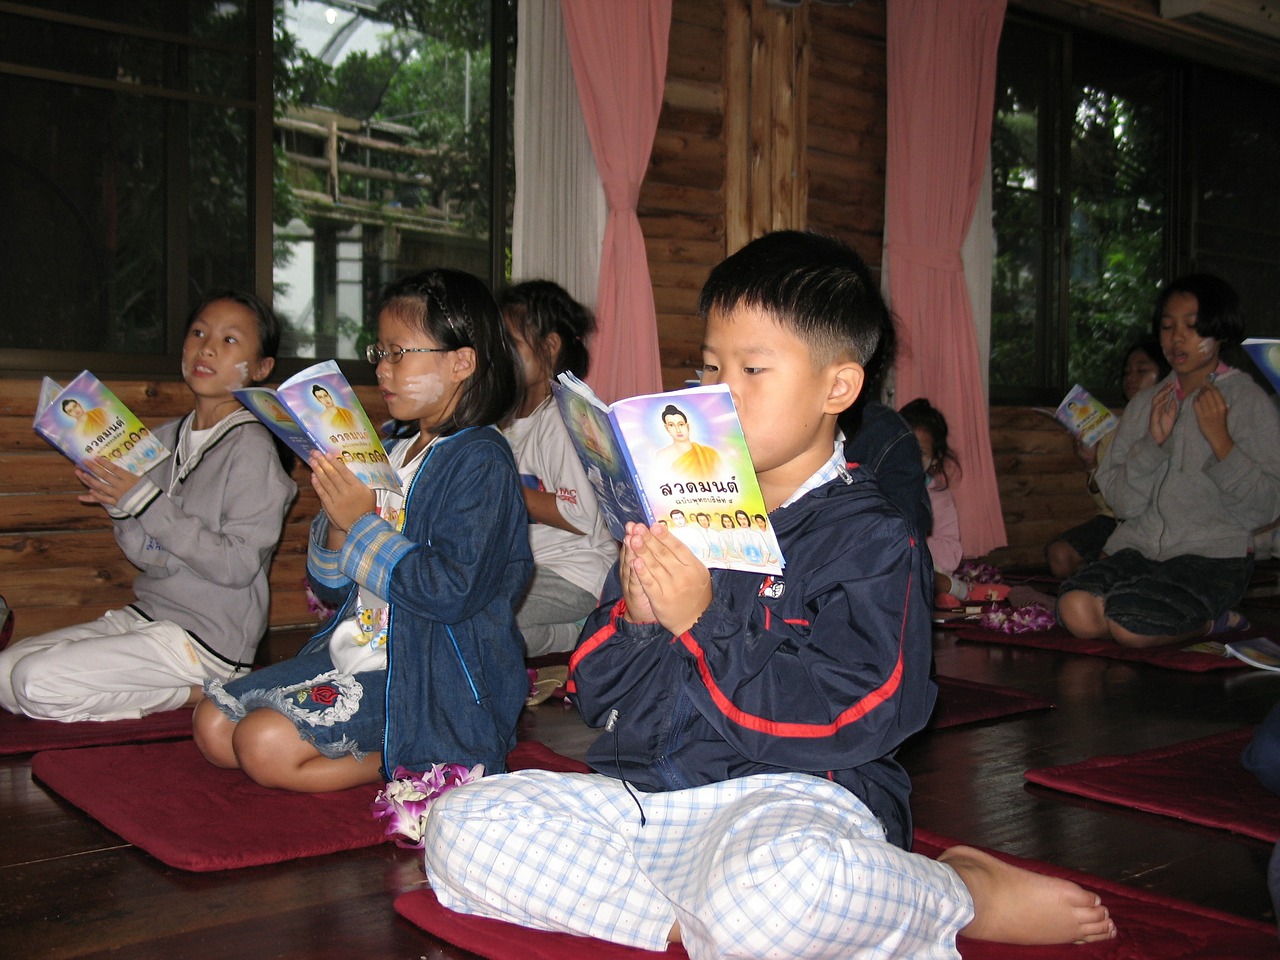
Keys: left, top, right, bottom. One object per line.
{"left": 561, "top": 0, "right": 670, "bottom": 403}
{"left": 886, "top": 0, "right": 1007, "bottom": 557}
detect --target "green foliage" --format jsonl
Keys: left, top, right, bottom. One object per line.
{"left": 991, "top": 76, "right": 1167, "bottom": 401}
{"left": 274, "top": 0, "right": 512, "bottom": 234}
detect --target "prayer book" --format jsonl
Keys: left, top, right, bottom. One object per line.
{"left": 1242, "top": 339, "right": 1280, "bottom": 394}
{"left": 1186, "top": 636, "right": 1280, "bottom": 672}
{"left": 233, "top": 360, "right": 398, "bottom": 492}
{"left": 1053, "top": 384, "right": 1118, "bottom": 447}
{"left": 551, "top": 373, "right": 784, "bottom": 574}
{"left": 33, "top": 371, "right": 170, "bottom": 477}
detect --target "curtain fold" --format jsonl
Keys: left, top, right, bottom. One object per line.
{"left": 512, "top": 0, "right": 606, "bottom": 310}
{"left": 885, "top": 0, "right": 1008, "bottom": 557}
{"left": 560, "top": 0, "right": 671, "bottom": 402}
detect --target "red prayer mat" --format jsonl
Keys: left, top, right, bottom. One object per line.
{"left": 950, "top": 623, "right": 1249, "bottom": 672}
{"left": 1024, "top": 727, "right": 1280, "bottom": 842}
{"left": 395, "top": 825, "right": 1279, "bottom": 959}
{"left": 0, "top": 707, "right": 193, "bottom": 756}
{"left": 928, "top": 676, "right": 1053, "bottom": 729}
{"left": 30, "top": 738, "right": 589, "bottom": 871}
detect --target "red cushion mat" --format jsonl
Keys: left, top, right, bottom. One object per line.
{"left": 929, "top": 676, "right": 1053, "bottom": 729}
{"left": 1025, "top": 727, "right": 1280, "bottom": 842}
{"left": 395, "top": 825, "right": 1278, "bottom": 959}
{"left": 30, "top": 738, "right": 589, "bottom": 871}
{"left": 950, "top": 623, "right": 1248, "bottom": 672}
{"left": 0, "top": 707, "right": 193, "bottom": 756}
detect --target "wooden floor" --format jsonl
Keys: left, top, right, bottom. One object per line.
{"left": 4, "top": 596, "right": 1280, "bottom": 958}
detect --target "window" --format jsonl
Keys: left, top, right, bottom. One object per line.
{"left": 0, "top": 1, "right": 261, "bottom": 371}
{"left": 0, "top": 0, "right": 514, "bottom": 377}
{"left": 991, "top": 17, "right": 1280, "bottom": 404}
{"left": 273, "top": 0, "right": 515, "bottom": 364}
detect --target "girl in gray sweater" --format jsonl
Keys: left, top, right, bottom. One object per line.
{"left": 1058, "top": 274, "right": 1280, "bottom": 648}
{"left": 0, "top": 291, "right": 296, "bottom": 721}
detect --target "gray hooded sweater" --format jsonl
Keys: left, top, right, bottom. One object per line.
{"left": 112, "top": 409, "right": 297, "bottom": 668}
{"left": 1098, "top": 367, "right": 1280, "bottom": 562}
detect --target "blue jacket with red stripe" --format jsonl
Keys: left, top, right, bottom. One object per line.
{"left": 567, "top": 462, "right": 936, "bottom": 850}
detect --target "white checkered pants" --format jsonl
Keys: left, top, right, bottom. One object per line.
{"left": 424, "top": 770, "right": 973, "bottom": 960}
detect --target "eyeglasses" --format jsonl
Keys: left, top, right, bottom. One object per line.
{"left": 366, "top": 343, "right": 451, "bottom": 365}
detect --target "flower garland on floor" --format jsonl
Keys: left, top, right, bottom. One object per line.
{"left": 371, "top": 763, "right": 484, "bottom": 848}
{"left": 977, "top": 602, "right": 1057, "bottom": 634}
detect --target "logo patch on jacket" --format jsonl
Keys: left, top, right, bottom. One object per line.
{"left": 758, "top": 576, "right": 785, "bottom": 599}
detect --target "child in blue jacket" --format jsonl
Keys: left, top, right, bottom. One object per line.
{"left": 194, "top": 269, "right": 531, "bottom": 792}
{"left": 423, "top": 232, "right": 1116, "bottom": 957}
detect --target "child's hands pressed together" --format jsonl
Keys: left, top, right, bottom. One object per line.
{"left": 1192, "top": 380, "right": 1234, "bottom": 460}
{"left": 77, "top": 457, "right": 144, "bottom": 507}
{"left": 309, "top": 452, "right": 377, "bottom": 538}
{"left": 619, "top": 532, "right": 658, "bottom": 624}
{"left": 1148, "top": 381, "right": 1179, "bottom": 445}
{"left": 620, "top": 521, "right": 712, "bottom": 636}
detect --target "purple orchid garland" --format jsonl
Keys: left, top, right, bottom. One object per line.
{"left": 978, "top": 601, "right": 1057, "bottom": 634}
{"left": 370, "top": 762, "right": 485, "bottom": 848}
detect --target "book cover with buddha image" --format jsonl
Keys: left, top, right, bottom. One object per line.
{"left": 1053, "top": 384, "right": 1117, "bottom": 447}
{"left": 1243, "top": 339, "right": 1280, "bottom": 395}
{"left": 33, "top": 371, "right": 170, "bottom": 477}
{"left": 233, "top": 359, "right": 399, "bottom": 493}
{"left": 551, "top": 372, "right": 783, "bottom": 574}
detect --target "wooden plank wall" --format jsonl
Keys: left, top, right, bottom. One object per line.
{"left": 983, "top": 406, "right": 1098, "bottom": 569}
{"left": 0, "top": 378, "right": 379, "bottom": 644}
{"left": 645, "top": 0, "right": 887, "bottom": 390}
{"left": 642, "top": 0, "right": 728, "bottom": 388}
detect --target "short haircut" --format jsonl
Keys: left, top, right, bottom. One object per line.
{"left": 660, "top": 404, "right": 687, "bottom": 423}
{"left": 697, "top": 230, "right": 887, "bottom": 367}
{"left": 1151, "top": 274, "right": 1245, "bottom": 346}
{"left": 376, "top": 269, "right": 521, "bottom": 436}
{"left": 186, "top": 289, "right": 281, "bottom": 360}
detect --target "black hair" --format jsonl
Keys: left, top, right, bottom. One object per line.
{"left": 660, "top": 404, "right": 687, "bottom": 423}
{"left": 900, "top": 397, "right": 960, "bottom": 489}
{"left": 376, "top": 268, "right": 521, "bottom": 437}
{"left": 186, "top": 289, "right": 281, "bottom": 361}
{"left": 697, "top": 230, "right": 888, "bottom": 369}
{"left": 1123, "top": 339, "right": 1171, "bottom": 388}
{"left": 1151, "top": 274, "right": 1245, "bottom": 346}
{"left": 498, "top": 280, "right": 595, "bottom": 379}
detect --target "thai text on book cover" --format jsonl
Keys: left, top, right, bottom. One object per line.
{"left": 551, "top": 373, "right": 784, "bottom": 574}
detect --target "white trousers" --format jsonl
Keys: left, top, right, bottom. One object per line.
{"left": 424, "top": 770, "right": 974, "bottom": 960}
{"left": 0, "top": 607, "right": 247, "bottom": 722}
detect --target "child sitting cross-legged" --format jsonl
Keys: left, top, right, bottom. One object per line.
{"left": 1058, "top": 274, "right": 1280, "bottom": 648}
{"left": 193, "top": 269, "right": 532, "bottom": 792}
{"left": 420, "top": 231, "right": 1116, "bottom": 958}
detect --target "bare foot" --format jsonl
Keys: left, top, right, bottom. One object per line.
{"left": 939, "top": 845, "right": 1116, "bottom": 945}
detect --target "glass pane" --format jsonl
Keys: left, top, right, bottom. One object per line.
{"left": 1066, "top": 40, "right": 1170, "bottom": 400}
{"left": 991, "top": 22, "right": 1055, "bottom": 395}
{"left": 0, "top": 74, "right": 167, "bottom": 353}
{"left": 1191, "top": 67, "right": 1280, "bottom": 347}
{"left": 273, "top": 0, "right": 513, "bottom": 360}
{"left": 0, "top": 4, "right": 252, "bottom": 98}
{"left": 7, "top": 0, "right": 249, "bottom": 40}
{"left": 188, "top": 101, "right": 254, "bottom": 303}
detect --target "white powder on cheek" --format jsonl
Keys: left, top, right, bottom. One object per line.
{"left": 229, "top": 360, "right": 251, "bottom": 388}
{"left": 1197, "top": 338, "right": 1216, "bottom": 356}
{"left": 399, "top": 373, "right": 446, "bottom": 406}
